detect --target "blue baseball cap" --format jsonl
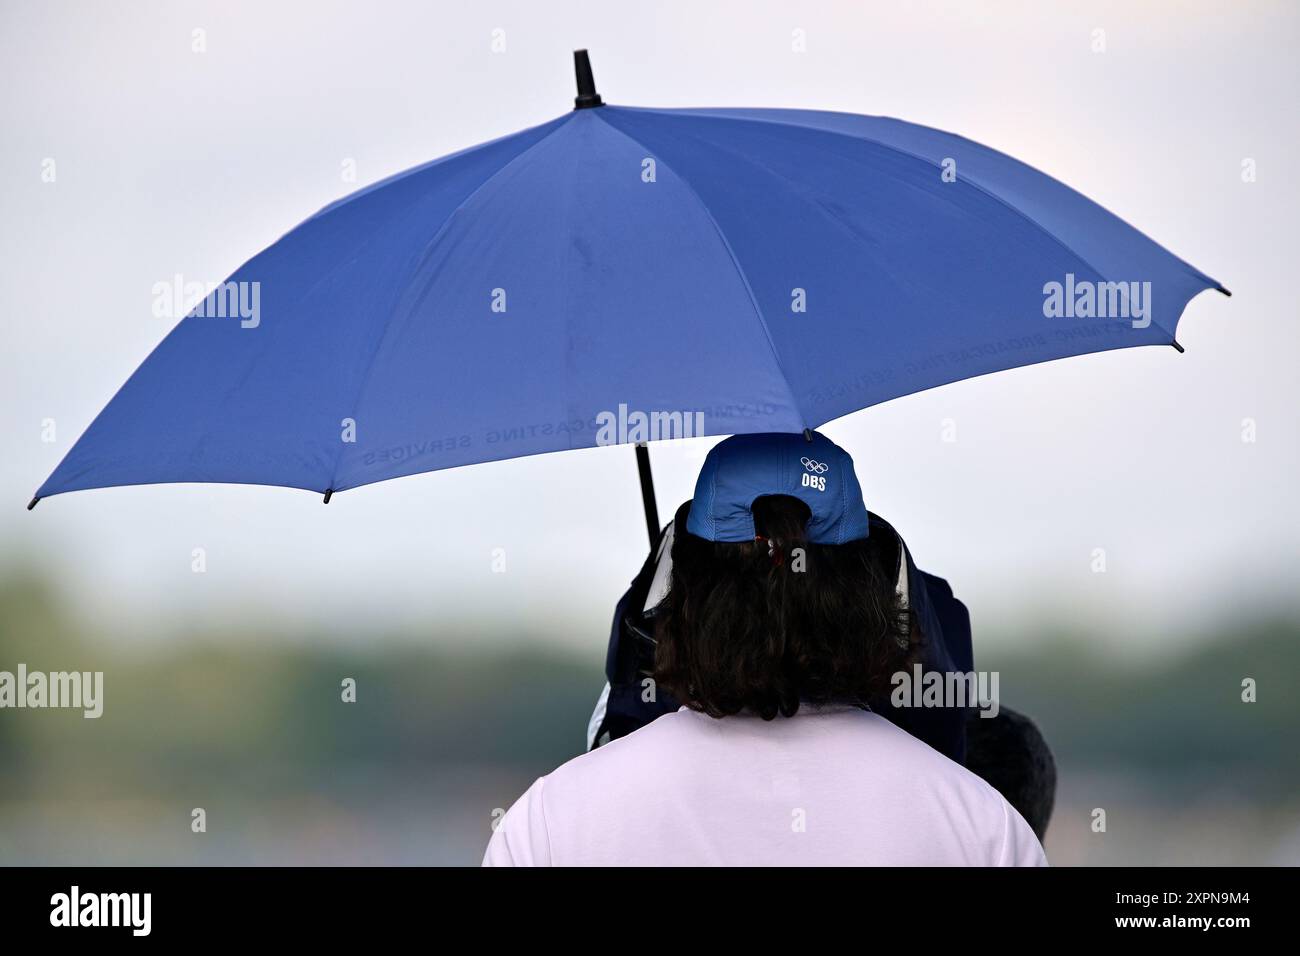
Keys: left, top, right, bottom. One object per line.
{"left": 686, "top": 431, "right": 870, "bottom": 545}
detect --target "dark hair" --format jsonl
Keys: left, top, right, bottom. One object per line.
{"left": 964, "top": 707, "right": 1057, "bottom": 840}
{"left": 655, "top": 496, "right": 913, "bottom": 719}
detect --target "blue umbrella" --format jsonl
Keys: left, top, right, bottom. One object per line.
{"left": 33, "top": 51, "right": 1226, "bottom": 543}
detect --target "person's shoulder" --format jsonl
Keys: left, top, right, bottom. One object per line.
{"left": 860, "top": 713, "right": 1046, "bottom": 864}
{"left": 861, "top": 713, "right": 1015, "bottom": 805}
{"left": 561, "top": 708, "right": 705, "bottom": 768}
{"left": 542, "top": 709, "right": 703, "bottom": 790}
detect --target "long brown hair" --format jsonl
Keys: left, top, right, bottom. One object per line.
{"left": 655, "top": 495, "right": 912, "bottom": 719}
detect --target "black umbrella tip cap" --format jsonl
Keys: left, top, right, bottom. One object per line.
{"left": 322, "top": 489, "right": 333, "bottom": 504}
{"left": 26, "top": 495, "right": 39, "bottom": 511}
{"left": 1216, "top": 285, "right": 1232, "bottom": 297}
{"left": 573, "top": 50, "right": 603, "bottom": 109}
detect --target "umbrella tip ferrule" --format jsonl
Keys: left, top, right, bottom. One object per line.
{"left": 803, "top": 428, "right": 814, "bottom": 443}
{"left": 26, "top": 495, "right": 40, "bottom": 511}
{"left": 573, "top": 50, "right": 603, "bottom": 109}
{"left": 322, "top": 488, "right": 333, "bottom": 504}
{"left": 1216, "top": 285, "right": 1232, "bottom": 297}
{"left": 1171, "top": 340, "right": 1185, "bottom": 353}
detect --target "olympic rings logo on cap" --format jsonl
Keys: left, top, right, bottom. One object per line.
{"left": 801, "top": 457, "right": 828, "bottom": 474}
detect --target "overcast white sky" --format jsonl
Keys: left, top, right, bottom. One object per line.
{"left": 2, "top": 0, "right": 1296, "bottom": 659}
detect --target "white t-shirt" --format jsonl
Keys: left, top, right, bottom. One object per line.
{"left": 483, "top": 704, "right": 1047, "bottom": 866}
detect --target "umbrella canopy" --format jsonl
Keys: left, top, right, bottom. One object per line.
{"left": 34, "top": 51, "right": 1225, "bottom": 516}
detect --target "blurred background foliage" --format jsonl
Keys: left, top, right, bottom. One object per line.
{"left": 1, "top": 569, "right": 1296, "bottom": 865}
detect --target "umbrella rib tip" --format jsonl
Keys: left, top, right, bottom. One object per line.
{"left": 1216, "top": 285, "right": 1232, "bottom": 297}
{"left": 26, "top": 495, "right": 40, "bottom": 511}
{"left": 322, "top": 488, "right": 333, "bottom": 504}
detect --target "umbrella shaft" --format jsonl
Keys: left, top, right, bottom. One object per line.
{"left": 635, "top": 442, "right": 660, "bottom": 548}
